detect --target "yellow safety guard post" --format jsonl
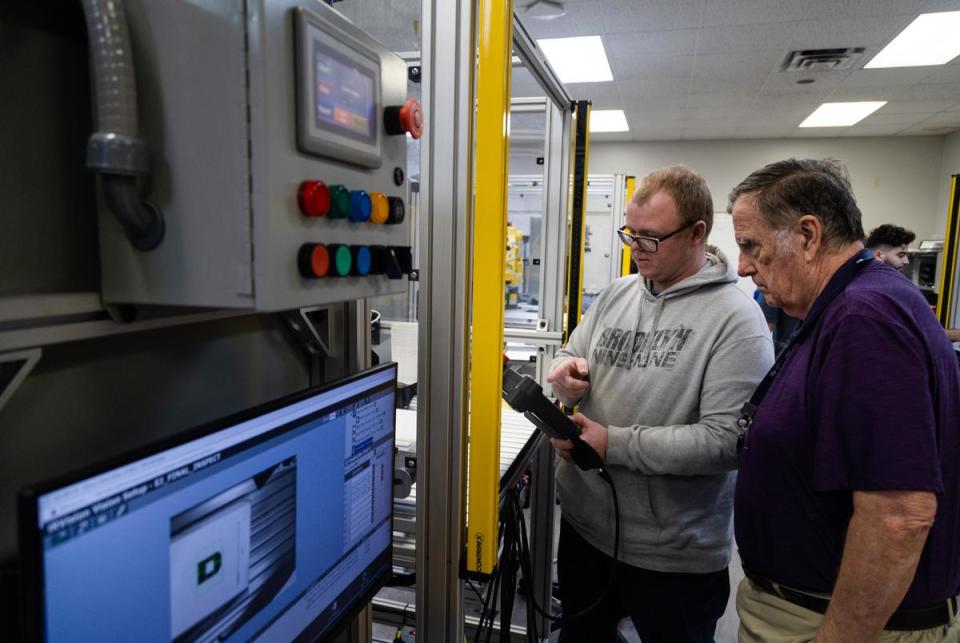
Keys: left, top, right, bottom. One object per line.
{"left": 465, "top": 0, "right": 514, "bottom": 577}
{"left": 937, "top": 175, "right": 959, "bottom": 327}
{"left": 564, "top": 100, "right": 591, "bottom": 339}
{"left": 621, "top": 175, "right": 636, "bottom": 277}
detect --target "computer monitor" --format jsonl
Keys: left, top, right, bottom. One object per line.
{"left": 19, "top": 364, "right": 397, "bottom": 642}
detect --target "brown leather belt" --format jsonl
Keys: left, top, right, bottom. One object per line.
{"left": 743, "top": 568, "right": 957, "bottom": 632}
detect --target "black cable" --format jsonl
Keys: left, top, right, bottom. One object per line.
{"left": 466, "top": 578, "right": 486, "bottom": 605}
{"left": 474, "top": 520, "right": 506, "bottom": 643}
{"left": 512, "top": 467, "right": 620, "bottom": 625}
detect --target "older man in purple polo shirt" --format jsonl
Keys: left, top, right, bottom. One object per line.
{"left": 728, "top": 159, "right": 960, "bottom": 642}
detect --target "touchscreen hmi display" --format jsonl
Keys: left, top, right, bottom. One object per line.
{"left": 20, "top": 365, "right": 397, "bottom": 642}
{"left": 313, "top": 39, "right": 377, "bottom": 143}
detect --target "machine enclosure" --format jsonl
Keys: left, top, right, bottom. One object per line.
{"left": 97, "top": 0, "right": 411, "bottom": 310}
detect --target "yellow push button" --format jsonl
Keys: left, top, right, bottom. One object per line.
{"left": 370, "top": 192, "right": 390, "bottom": 224}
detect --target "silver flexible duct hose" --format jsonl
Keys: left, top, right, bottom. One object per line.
{"left": 81, "top": 0, "right": 164, "bottom": 250}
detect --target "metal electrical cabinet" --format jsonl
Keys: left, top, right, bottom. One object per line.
{"left": 98, "top": 0, "right": 417, "bottom": 311}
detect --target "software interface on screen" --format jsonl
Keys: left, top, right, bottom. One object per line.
{"left": 313, "top": 38, "right": 376, "bottom": 142}
{"left": 32, "top": 366, "right": 396, "bottom": 642}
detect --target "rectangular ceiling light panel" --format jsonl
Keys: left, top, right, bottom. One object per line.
{"left": 590, "top": 109, "right": 629, "bottom": 132}
{"left": 866, "top": 12, "right": 960, "bottom": 68}
{"left": 799, "top": 101, "right": 887, "bottom": 127}
{"left": 536, "top": 35, "right": 613, "bottom": 83}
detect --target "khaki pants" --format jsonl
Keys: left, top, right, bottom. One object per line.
{"left": 737, "top": 578, "right": 960, "bottom": 642}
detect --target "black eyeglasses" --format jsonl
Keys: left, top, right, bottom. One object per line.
{"left": 617, "top": 221, "right": 697, "bottom": 253}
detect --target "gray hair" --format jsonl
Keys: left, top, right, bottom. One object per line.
{"left": 727, "top": 158, "right": 865, "bottom": 249}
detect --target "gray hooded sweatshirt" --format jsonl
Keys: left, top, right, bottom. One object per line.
{"left": 554, "top": 247, "right": 773, "bottom": 573}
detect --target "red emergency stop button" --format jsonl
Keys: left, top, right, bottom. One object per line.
{"left": 298, "top": 180, "right": 330, "bottom": 218}
{"left": 384, "top": 98, "right": 424, "bottom": 139}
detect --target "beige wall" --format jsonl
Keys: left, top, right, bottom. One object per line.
{"left": 589, "top": 136, "right": 947, "bottom": 241}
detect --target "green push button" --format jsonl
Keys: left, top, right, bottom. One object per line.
{"left": 330, "top": 244, "right": 353, "bottom": 276}
{"left": 328, "top": 185, "right": 351, "bottom": 219}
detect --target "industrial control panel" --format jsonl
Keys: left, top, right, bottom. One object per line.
{"left": 97, "top": 0, "right": 420, "bottom": 310}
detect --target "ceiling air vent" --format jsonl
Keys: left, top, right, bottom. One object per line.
{"left": 781, "top": 48, "right": 866, "bottom": 72}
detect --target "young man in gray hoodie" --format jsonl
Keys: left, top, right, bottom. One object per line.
{"left": 547, "top": 165, "right": 773, "bottom": 642}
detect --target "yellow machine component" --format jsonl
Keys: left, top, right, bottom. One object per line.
{"left": 937, "top": 175, "right": 959, "bottom": 327}
{"left": 621, "top": 175, "right": 636, "bottom": 276}
{"left": 505, "top": 224, "right": 524, "bottom": 307}
{"left": 466, "top": 0, "right": 514, "bottom": 577}
{"left": 564, "top": 101, "right": 591, "bottom": 340}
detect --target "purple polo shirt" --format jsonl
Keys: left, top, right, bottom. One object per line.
{"left": 735, "top": 261, "right": 960, "bottom": 608}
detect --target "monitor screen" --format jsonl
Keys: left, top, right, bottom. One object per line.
{"left": 20, "top": 364, "right": 397, "bottom": 642}
{"left": 313, "top": 38, "right": 377, "bottom": 143}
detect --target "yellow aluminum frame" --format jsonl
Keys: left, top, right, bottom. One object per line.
{"left": 620, "top": 175, "right": 636, "bottom": 276}
{"left": 564, "top": 102, "right": 591, "bottom": 338}
{"left": 465, "top": 0, "right": 514, "bottom": 577}
{"left": 937, "top": 175, "right": 960, "bottom": 327}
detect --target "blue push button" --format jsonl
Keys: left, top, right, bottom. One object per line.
{"left": 352, "top": 245, "right": 372, "bottom": 276}
{"left": 349, "top": 190, "right": 372, "bottom": 222}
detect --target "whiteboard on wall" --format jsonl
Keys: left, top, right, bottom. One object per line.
{"left": 711, "top": 212, "right": 756, "bottom": 296}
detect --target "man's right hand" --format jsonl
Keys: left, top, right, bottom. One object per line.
{"left": 546, "top": 357, "right": 590, "bottom": 402}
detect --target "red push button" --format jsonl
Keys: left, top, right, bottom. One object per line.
{"left": 298, "top": 180, "right": 330, "bottom": 218}
{"left": 298, "top": 243, "right": 330, "bottom": 278}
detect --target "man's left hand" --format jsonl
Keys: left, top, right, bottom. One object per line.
{"left": 549, "top": 413, "right": 608, "bottom": 462}
{"left": 572, "top": 412, "right": 608, "bottom": 461}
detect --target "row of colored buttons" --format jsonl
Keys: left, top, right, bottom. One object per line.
{"left": 299, "top": 181, "right": 404, "bottom": 224}
{"left": 298, "top": 243, "right": 413, "bottom": 280}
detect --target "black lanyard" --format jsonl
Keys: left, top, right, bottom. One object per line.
{"left": 736, "top": 248, "right": 875, "bottom": 454}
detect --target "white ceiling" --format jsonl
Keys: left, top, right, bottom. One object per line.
{"left": 337, "top": 0, "right": 960, "bottom": 141}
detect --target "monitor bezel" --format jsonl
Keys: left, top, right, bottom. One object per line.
{"left": 18, "top": 362, "right": 398, "bottom": 643}
{"left": 294, "top": 6, "right": 384, "bottom": 169}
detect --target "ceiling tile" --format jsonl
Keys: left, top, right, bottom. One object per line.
{"left": 897, "top": 124, "right": 954, "bottom": 135}
{"left": 520, "top": 2, "right": 606, "bottom": 38}
{"left": 696, "top": 21, "right": 801, "bottom": 55}
{"left": 510, "top": 0, "right": 960, "bottom": 141}
{"left": 701, "top": 0, "right": 806, "bottom": 27}
{"left": 620, "top": 92, "right": 688, "bottom": 110}
{"left": 611, "top": 54, "right": 695, "bottom": 81}
{"left": 605, "top": 29, "right": 700, "bottom": 59}
{"left": 857, "top": 111, "right": 926, "bottom": 126}
{"left": 826, "top": 85, "right": 899, "bottom": 101}
{"left": 691, "top": 51, "right": 780, "bottom": 80}
{"left": 898, "top": 84, "right": 960, "bottom": 101}
{"left": 834, "top": 126, "right": 907, "bottom": 137}
{"left": 685, "top": 91, "right": 757, "bottom": 108}
{"left": 879, "top": 99, "right": 959, "bottom": 114}
{"left": 735, "top": 125, "right": 796, "bottom": 138}
{"left": 919, "top": 64, "right": 960, "bottom": 86}
{"left": 683, "top": 116, "right": 744, "bottom": 127}
{"left": 919, "top": 111, "right": 960, "bottom": 125}
{"left": 750, "top": 93, "right": 825, "bottom": 111}
{"left": 689, "top": 75, "right": 768, "bottom": 93}
{"left": 761, "top": 69, "right": 851, "bottom": 91}
{"left": 790, "top": 15, "right": 913, "bottom": 49}
{"left": 676, "top": 127, "right": 741, "bottom": 139}
{"left": 684, "top": 104, "right": 749, "bottom": 119}
{"left": 616, "top": 79, "right": 690, "bottom": 98}
{"left": 601, "top": 0, "right": 707, "bottom": 35}
{"left": 840, "top": 67, "right": 942, "bottom": 87}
